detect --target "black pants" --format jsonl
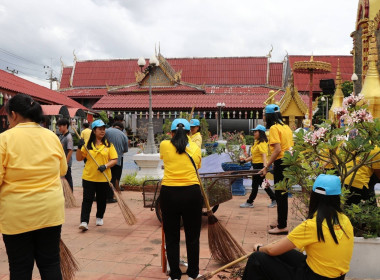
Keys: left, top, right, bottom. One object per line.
{"left": 242, "top": 250, "right": 345, "bottom": 280}
{"left": 160, "top": 185, "right": 203, "bottom": 280}
{"left": 81, "top": 179, "right": 108, "bottom": 223}
{"left": 65, "top": 166, "right": 73, "bottom": 192}
{"left": 108, "top": 163, "right": 123, "bottom": 199}
{"left": 247, "top": 163, "right": 276, "bottom": 204}
{"left": 274, "top": 158, "right": 288, "bottom": 229}
{"left": 3, "top": 225, "right": 62, "bottom": 280}
{"left": 345, "top": 184, "right": 376, "bottom": 206}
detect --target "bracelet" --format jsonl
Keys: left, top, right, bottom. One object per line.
{"left": 257, "top": 245, "right": 261, "bottom": 252}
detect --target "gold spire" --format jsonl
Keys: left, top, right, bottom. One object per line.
{"left": 329, "top": 59, "right": 344, "bottom": 121}
{"left": 361, "top": 31, "right": 380, "bottom": 118}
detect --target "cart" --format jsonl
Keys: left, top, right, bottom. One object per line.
{"left": 142, "top": 169, "right": 260, "bottom": 222}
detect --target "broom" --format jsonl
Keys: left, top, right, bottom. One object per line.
{"left": 61, "top": 177, "right": 78, "bottom": 208}
{"left": 197, "top": 252, "right": 252, "bottom": 280}
{"left": 60, "top": 239, "right": 80, "bottom": 280}
{"left": 71, "top": 123, "right": 136, "bottom": 225}
{"left": 186, "top": 153, "right": 246, "bottom": 264}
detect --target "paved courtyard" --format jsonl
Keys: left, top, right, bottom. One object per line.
{"left": 0, "top": 148, "right": 377, "bottom": 279}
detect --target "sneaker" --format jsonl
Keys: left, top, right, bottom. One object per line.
{"left": 79, "top": 222, "right": 88, "bottom": 231}
{"left": 168, "top": 278, "right": 179, "bottom": 280}
{"left": 188, "top": 275, "right": 202, "bottom": 280}
{"left": 268, "top": 200, "right": 277, "bottom": 208}
{"left": 106, "top": 198, "right": 117, "bottom": 204}
{"left": 96, "top": 218, "right": 103, "bottom": 226}
{"left": 240, "top": 202, "right": 254, "bottom": 208}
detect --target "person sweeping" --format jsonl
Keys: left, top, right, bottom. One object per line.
{"left": 0, "top": 94, "right": 67, "bottom": 279}
{"left": 190, "top": 119, "right": 202, "bottom": 149}
{"left": 159, "top": 118, "right": 203, "bottom": 280}
{"left": 240, "top": 125, "right": 276, "bottom": 209}
{"left": 76, "top": 119, "right": 118, "bottom": 231}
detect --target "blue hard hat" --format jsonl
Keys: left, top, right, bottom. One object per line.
{"left": 171, "top": 118, "right": 190, "bottom": 131}
{"left": 92, "top": 119, "right": 106, "bottom": 129}
{"left": 250, "top": 124, "right": 266, "bottom": 132}
{"left": 265, "top": 104, "right": 280, "bottom": 114}
{"left": 313, "top": 174, "right": 341, "bottom": 196}
{"left": 190, "top": 119, "right": 200, "bottom": 127}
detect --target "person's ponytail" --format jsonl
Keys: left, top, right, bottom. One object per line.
{"left": 171, "top": 125, "right": 188, "bottom": 154}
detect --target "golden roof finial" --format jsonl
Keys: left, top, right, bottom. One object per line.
{"left": 336, "top": 59, "right": 342, "bottom": 88}
{"left": 310, "top": 54, "right": 314, "bottom": 62}
{"left": 329, "top": 59, "right": 344, "bottom": 121}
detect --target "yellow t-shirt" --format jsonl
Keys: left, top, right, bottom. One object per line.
{"left": 250, "top": 141, "right": 268, "bottom": 164}
{"left": 344, "top": 146, "right": 380, "bottom": 189}
{"left": 160, "top": 140, "right": 201, "bottom": 186}
{"left": 80, "top": 128, "right": 92, "bottom": 144}
{"left": 0, "top": 122, "right": 67, "bottom": 234}
{"left": 190, "top": 132, "right": 202, "bottom": 149}
{"left": 287, "top": 212, "right": 354, "bottom": 278}
{"left": 268, "top": 124, "right": 294, "bottom": 160}
{"left": 80, "top": 142, "right": 118, "bottom": 182}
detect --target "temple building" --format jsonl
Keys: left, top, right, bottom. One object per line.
{"left": 58, "top": 53, "right": 352, "bottom": 135}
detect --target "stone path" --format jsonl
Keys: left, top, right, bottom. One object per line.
{"left": 0, "top": 148, "right": 377, "bottom": 279}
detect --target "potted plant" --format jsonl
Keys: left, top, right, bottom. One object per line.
{"left": 280, "top": 93, "right": 380, "bottom": 278}
{"left": 204, "top": 134, "right": 219, "bottom": 155}
{"left": 220, "top": 131, "right": 251, "bottom": 195}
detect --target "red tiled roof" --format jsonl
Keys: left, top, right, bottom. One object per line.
{"left": 60, "top": 57, "right": 270, "bottom": 88}
{"left": 0, "top": 70, "right": 86, "bottom": 110}
{"left": 289, "top": 55, "right": 353, "bottom": 92}
{"left": 111, "top": 84, "right": 204, "bottom": 94}
{"left": 59, "top": 88, "right": 108, "bottom": 98}
{"left": 60, "top": 67, "right": 73, "bottom": 89}
{"left": 92, "top": 92, "right": 284, "bottom": 110}
{"left": 269, "top": 63, "right": 283, "bottom": 87}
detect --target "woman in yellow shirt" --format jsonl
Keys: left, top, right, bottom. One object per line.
{"left": 259, "top": 104, "right": 294, "bottom": 234}
{"left": 240, "top": 125, "right": 276, "bottom": 208}
{"left": 190, "top": 118, "right": 202, "bottom": 148}
{"left": 159, "top": 118, "right": 202, "bottom": 280}
{"left": 242, "top": 174, "right": 354, "bottom": 280}
{"left": 0, "top": 94, "right": 67, "bottom": 279}
{"left": 76, "top": 119, "right": 118, "bottom": 231}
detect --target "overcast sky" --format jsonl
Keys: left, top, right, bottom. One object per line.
{"left": 0, "top": 0, "right": 358, "bottom": 89}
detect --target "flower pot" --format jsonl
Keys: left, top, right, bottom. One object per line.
{"left": 204, "top": 142, "right": 218, "bottom": 155}
{"left": 221, "top": 162, "right": 251, "bottom": 196}
{"left": 347, "top": 237, "right": 380, "bottom": 278}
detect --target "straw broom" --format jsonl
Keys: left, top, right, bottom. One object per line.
{"left": 71, "top": 123, "right": 136, "bottom": 225}
{"left": 61, "top": 177, "right": 78, "bottom": 208}
{"left": 187, "top": 154, "right": 246, "bottom": 264}
{"left": 60, "top": 239, "right": 80, "bottom": 280}
{"left": 197, "top": 252, "right": 252, "bottom": 280}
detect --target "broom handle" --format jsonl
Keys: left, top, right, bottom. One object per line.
{"left": 70, "top": 123, "right": 113, "bottom": 185}
{"left": 186, "top": 152, "right": 212, "bottom": 211}
{"left": 187, "top": 106, "right": 195, "bottom": 121}
{"left": 207, "top": 252, "right": 252, "bottom": 277}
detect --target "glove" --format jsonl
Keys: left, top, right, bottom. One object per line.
{"left": 78, "top": 139, "right": 85, "bottom": 149}
{"left": 98, "top": 165, "right": 107, "bottom": 172}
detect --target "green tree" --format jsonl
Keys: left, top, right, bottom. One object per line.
{"left": 97, "top": 111, "right": 109, "bottom": 124}
{"left": 341, "top": 81, "right": 353, "bottom": 97}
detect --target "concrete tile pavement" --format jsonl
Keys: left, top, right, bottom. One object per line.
{"left": 0, "top": 148, "right": 377, "bottom": 279}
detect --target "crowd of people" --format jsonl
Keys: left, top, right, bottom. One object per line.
{"left": 0, "top": 95, "right": 377, "bottom": 280}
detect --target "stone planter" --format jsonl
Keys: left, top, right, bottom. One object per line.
{"left": 221, "top": 162, "right": 251, "bottom": 196}
{"left": 347, "top": 237, "right": 380, "bottom": 278}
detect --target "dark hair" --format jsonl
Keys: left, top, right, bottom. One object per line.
{"left": 113, "top": 121, "right": 124, "bottom": 130}
{"left": 307, "top": 190, "right": 347, "bottom": 244}
{"left": 114, "top": 114, "right": 124, "bottom": 121}
{"left": 265, "top": 111, "right": 284, "bottom": 129}
{"left": 5, "top": 94, "right": 43, "bottom": 123}
{"left": 87, "top": 127, "right": 110, "bottom": 150}
{"left": 57, "top": 118, "right": 69, "bottom": 128}
{"left": 83, "top": 122, "right": 89, "bottom": 128}
{"left": 171, "top": 125, "right": 189, "bottom": 154}
{"left": 254, "top": 130, "right": 268, "bottom": 144}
